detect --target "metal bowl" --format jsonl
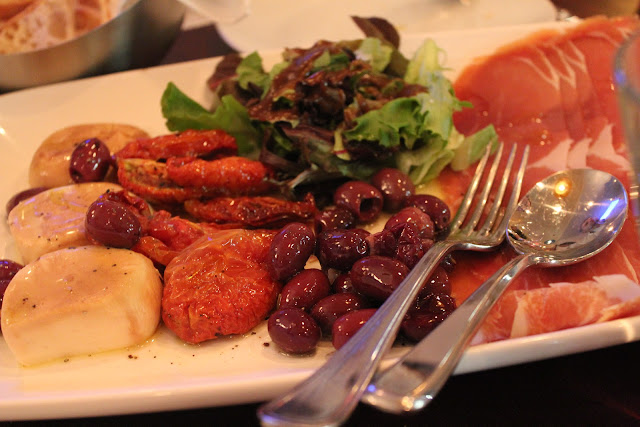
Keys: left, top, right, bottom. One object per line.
{"left": 0, "top": 0, "right": 187, "bottom": 92}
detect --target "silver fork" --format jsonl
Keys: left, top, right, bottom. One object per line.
{"left": 362, "top": 144, "right": 529, "bottom": 414}
{"left": 257, "top": 142, "right": 529, "bottom": 427}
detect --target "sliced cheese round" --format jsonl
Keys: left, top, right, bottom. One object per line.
{"left": 1, "top": 245, "right": 162, "bottom": 366}
{"left": 8, "top": 182, "right": 122, "bottom": 264}
{"left": 29, "top": 123, "right": 149, "bottom": 188}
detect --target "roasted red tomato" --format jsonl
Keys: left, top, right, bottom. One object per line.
{"left": 162, "top": 229, "right": 279, "bottom": 343}
{"left": 116, "top": 158, "right": 203, "bottom": 204}
{"left": 117, "top": 156, "right": 275, "bottom": 205}
{"left": 132, "top": 210, "right": 222, "bottom": 267}
{"left": 184, "top": 193, "right": 317, "bottom": 228}
{"left": 115, "top": 129, "right": 237, "bottom": 160}
{"left": 166, "top": 156, "right": 273, "bottom": 194}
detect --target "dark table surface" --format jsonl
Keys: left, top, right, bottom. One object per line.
{"left": 8, "top": 23, "right": 640, "bottom": 427}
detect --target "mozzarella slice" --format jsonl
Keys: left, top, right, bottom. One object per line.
{"left": 8, "top": 182, "right": 121, "bottom": 264}
{"left": 1, "top": 245, "right": 162, "bottom": 366}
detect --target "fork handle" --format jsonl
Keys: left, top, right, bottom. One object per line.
{"left": 362, "top": 253, "right": 535, "bottom": 414}
{"left": 258, "top": 240, "right": 455, "bottom": 427}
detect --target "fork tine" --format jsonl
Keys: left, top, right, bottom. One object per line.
{"left": 492, "top": 144, "right": 530, "bottom": 234}
{"left": 462, "top": 142, "right": 505, "bottom": 232}
{"left": 477, "top": 143, "right": 518, "bottom": 234}
{"left": 448, "top": 143, "right": 495, "bottom": 232}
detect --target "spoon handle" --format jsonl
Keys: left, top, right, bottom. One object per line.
{"left": 257, "top": 240, "right": 455, "bottom": 427}
{"left": 362, "top": 253, "right": 535, "bottom": 413}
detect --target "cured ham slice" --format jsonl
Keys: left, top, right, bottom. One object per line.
{"left": 440, "top": 16, "right": 640, "bottom": 343}
{"left": 453, "top": 16, "right": 638, "bottom": 190}
{"left": 473, "top": 275, "right": 640, "bottom": 343}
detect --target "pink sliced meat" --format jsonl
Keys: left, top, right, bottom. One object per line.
{"left": 473, "top": 275, "right": 640, "bottom": 343}
{"left": 441, "top": 16, "right": 640, "bottom": 343}
{"left": 454, "top": 16, "right": 638, "bottom": 191}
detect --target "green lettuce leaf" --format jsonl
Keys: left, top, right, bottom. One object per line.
{"left": 396, "top": 138, "right": 454, "bottom": 184}
{"left": 406, "top": 39, "right": 468, "bottom": 141}
{"left": 237, "top": 52, "right": 290, "bottom": 100}
{"left": 312, "top": 50, "right": 351, "bottom": 73}
{"left": 161, "top": 82, "right": 218, "bottom": 131}
{"left": 404, "top": 38, "right": 443, "bottom": 85}
{"left": 450, "top": 124, "right": 499, "bottom": 171}
{"left": 160, "top": 36, "right": 497, "bottom": 188}
{"left": 236, "top": 51, "right": 270, "bottom": 92}
{"left": 343, "top": 97, "right": 424, "bottom": 149}
{"left": 355, "top": 37, "right": 393, "bottom": 72}
{"left": 161, "top": 83, "right": 261, "bottom": 158}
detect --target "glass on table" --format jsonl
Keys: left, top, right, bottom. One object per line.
{"left": 615, "top": 30, "right": 640, "bottom": 229}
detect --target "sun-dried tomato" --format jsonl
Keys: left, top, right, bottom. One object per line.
{"left": 116, "top": 129, "right": 237, "bottom": 160}
{"left": 184, "top": 193, "right": 317, "bottom": 228}
{"left": 162, "top": 229, "right": 279, "bottom": 343}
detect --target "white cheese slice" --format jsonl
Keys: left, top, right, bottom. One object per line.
{"left": 7, "top": 182, "right": 122, "bottom": 264}
{"left": 1, "top": 245, "right": 162, "bottom": 366}
{"left": 28, "top": 123, "right": 149, "bottom": 188}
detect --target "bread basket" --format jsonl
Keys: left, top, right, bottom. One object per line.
{"left": 0, "top": 0, "right": 186, "bottom": 92}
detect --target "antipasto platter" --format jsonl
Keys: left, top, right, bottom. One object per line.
{"left": 1, "top": 21, "right": 640, "bottom": 421}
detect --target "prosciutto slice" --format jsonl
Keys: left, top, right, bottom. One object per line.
{"left": 438, "top": 17, "right": 640, "bottom": 343}
{"left": 472, "top": 275, "right": 640, "bottom": 343}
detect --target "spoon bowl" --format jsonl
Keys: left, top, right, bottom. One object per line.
{"left": 362, "top": 168, "right": 628, "bottom": 413}
{"left": 508, "top": 168, "right": 628, "bottom": 266}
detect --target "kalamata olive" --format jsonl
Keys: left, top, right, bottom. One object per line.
{"left": 333, "top": 181, "right": 383, "bottom": 223}
{"left": 333, "top": 273, "right": 356, "bottom": 294}
{"left": 422, "top": 238, "right": 435, "bottom": 252}
{"left": 368, "top": 223, "right": 431, "bottom": 269}
{"left": 316, "top": 228, "right": 370, "bottom": 270}
{"left": 390, "top": 222, "right": 426, "bottom": 269}
{"left": 310, "top": 292, "right": 368, "bottom": 334}
{"left": 332, "top": 308, "right": 377, "bottom": 349}
{"left": 385, "top": 207, "right": 435, "bottom": 240}
{"left": 314, "top": 206, "right": 356, "bottom": 234}
{"left": 403, "top": 194, "right": 451, "bottom": 231}
{"left": 69, "top": 138, "right": 112, "bottom": 183}
{"left": 0, "top": 279, "right": 10, "bottom": 310}
{"left": 422, "top": 266, "right": 451, "bottom": 295}
{"left": 428, "top": 293, "right": 457, "bottom": 314}
{"left": 401, "top": 312, "right": 447, "bottom": 342}
{"left": 269, "top": 222, "right": 316, "bottom": 281}
{"left": 366, "top": 229, "right": 397, "bottom": 258}
{"left": 441, "top": 254, "right": 456, "bottom": 273}
{"left": 0, "top": 259, "right": 23, "bottom": 282}
{"left": 5, "top": 187, "right": 48, "bottom": 215}
{"left": 0, "top": 259, "right": 23, "bottom": 310}
{"left": 279, "top": 269, "right": 331, "bottom": 311}
{"left": 371, "top": 168, "right": 415, "bottom": 211}
{"left": 97, "top": 189, "right": 153, "bottom": 218}
{"left": 268, "top": 308, "right": 321, "bottom": 354}
{"left": 85, "top": 199, "right": 141, "bottom": 248}
{"left": 349, "top": 255, "right": 409, "bottom": 302}
{"left": 409, "top": 292, "right": 456, "bottom": 316}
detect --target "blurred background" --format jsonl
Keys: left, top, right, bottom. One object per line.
{"left": 1, "top": 0, "right": 639, "bottom": 92}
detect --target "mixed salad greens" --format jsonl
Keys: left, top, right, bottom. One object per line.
{"left": 161, "top": 17, "right": 496, "bottom": 192}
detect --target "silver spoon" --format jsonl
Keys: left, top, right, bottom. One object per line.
{"left": 362, "top": 168, "right": 628, "bottom": 413}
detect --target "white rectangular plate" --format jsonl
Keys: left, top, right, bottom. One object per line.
{"left": 1, "top": 22, "right": 640, "bottom": 421}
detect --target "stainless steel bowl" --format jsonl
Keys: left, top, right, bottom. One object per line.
{"left": 0, "top": 0, "right": 187, "bottom": 92}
